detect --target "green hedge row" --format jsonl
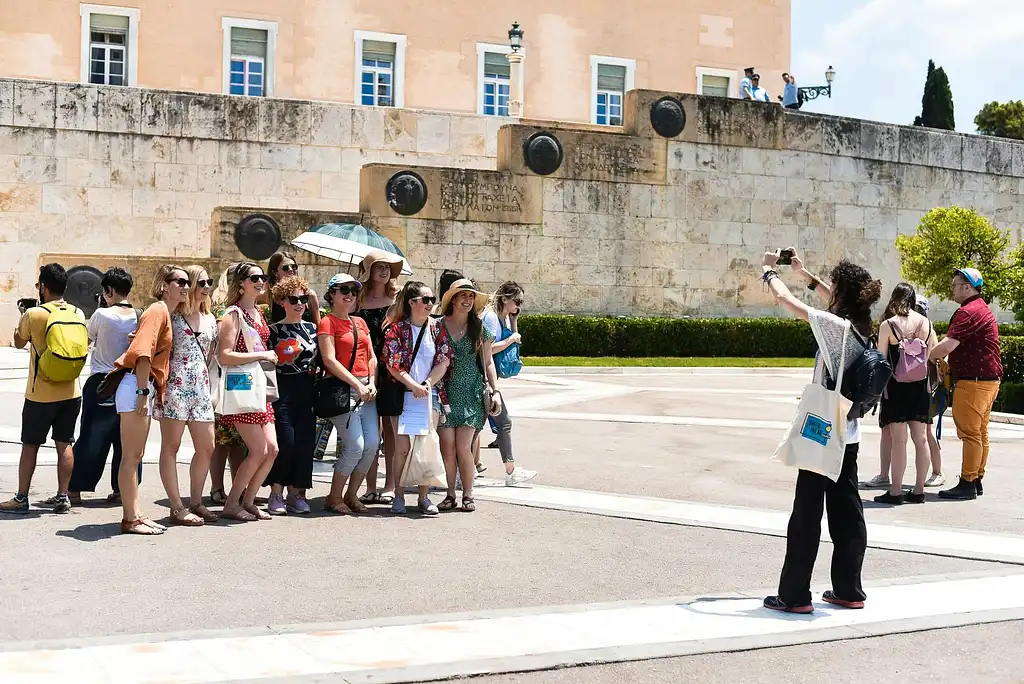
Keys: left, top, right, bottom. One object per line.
{"left": 517, "top": 315, "right": 817, "bottom": 358}
{"left": 994, "top": 383, "right": 1024, "bottom": 414}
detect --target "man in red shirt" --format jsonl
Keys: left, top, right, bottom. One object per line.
{"left": 929, "top": 268, "right": 1002, "bottom": 500}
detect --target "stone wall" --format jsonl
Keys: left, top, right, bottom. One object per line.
{"left": 360, "top": 89, "right": 1024, "bottom": 322}
{"left": 2, "top": 77, "right": 1024, "bottom": 344}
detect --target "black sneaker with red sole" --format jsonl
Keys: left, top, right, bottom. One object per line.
{"left": 763, "top": 596, "right": 813, "bottom": 614}
{"left": 822, "top": 590, "right": 864, "bottom": 609}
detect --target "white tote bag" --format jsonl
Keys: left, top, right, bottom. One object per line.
{"left": 211, "top": 307, "right": 268, "bottom": 416}
{"left": 399, "top": 401, "right": 447, "bottom": 488}
{"left": 772, "top": 321, "right": 852, "bottom": 482}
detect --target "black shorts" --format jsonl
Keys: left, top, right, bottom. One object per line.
{"left": 21, "top": 397, "right": 82, "bottom": 446}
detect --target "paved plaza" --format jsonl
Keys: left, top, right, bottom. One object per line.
{"left": 1, "top": 348, "right": 1023, "bottom": 682}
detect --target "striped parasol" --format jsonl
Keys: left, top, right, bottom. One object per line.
{"left": 290, "top": 223, "right": 412, "bottom": 275}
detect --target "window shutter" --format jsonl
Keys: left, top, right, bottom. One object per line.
{"left": 597, "top": 64, "right": 627, "bottom": 92}
{"left": 362, "top": 40, "right": 396, "bottom": 63}
{"left": 231, "top": 27, "right": 268, "bottom": 58}
{"left": 701, "top": 75, "right": 730, "bottom": 97}
{"left": 483, "top": 52, "right": 510, "bottom": 78}
{"left": 90, "top": 13, "right": 129, "bottom": 33}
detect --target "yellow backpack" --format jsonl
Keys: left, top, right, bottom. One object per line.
{"left": 36, "top": 302, "right": 88, "bottom": 383}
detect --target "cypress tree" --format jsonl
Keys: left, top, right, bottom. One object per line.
{"left": 914, "top": 60, "right": 955, "bottom": 130}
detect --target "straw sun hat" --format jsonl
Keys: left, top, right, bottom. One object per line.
{"left": 359, "top": 250, "right": 403, "bottom": 282}
{"left": 439, "top": 278, "right": 489, "bottom": 314}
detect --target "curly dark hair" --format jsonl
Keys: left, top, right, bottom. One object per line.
{"left": 827, "top": 260, "right": 882, "bottom": 336}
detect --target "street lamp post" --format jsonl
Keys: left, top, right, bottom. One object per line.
{"left": 507, "top": 22, "right": 525, "bottom": 118}
{"left": 797, "top": 65, "right": 836, "bottom": 103}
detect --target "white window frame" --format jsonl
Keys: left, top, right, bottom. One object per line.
{"left": 475, "top": 43, "right": 526, "bottom": 116}
{"left": 354, "top": 30, "right": 406, "bottom": 108}
{"left": 696, "top": 66, "right": 739, "bottom": 98}
{"left": 589, "top": 55, "right": 635, "bottom": 126}
{"left": 79, "top": 3, "right": 140, "bottom": 87}
{"left": 222, "top": 17, "right": 278, "bottom": 97}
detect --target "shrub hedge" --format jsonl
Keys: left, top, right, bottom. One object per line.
{"left": 517, "top": 315, "right": 817, "bottom": 358}
{"left": 933, "top": 321, "right": 1024, "bottom": 336}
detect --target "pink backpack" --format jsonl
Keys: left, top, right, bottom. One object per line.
{"left": 890, "top": 319, "right": 930, "bottom": 383}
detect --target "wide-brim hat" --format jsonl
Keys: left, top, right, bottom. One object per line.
{"left": 439, "top": 278, "right": 489, "bottom": 314}
{"left": 360, "top": 250, "right": 403, "bottom": 282}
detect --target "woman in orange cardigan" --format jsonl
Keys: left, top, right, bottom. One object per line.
{"left": 113, "top": 265, "right": 190, "bottom": 535}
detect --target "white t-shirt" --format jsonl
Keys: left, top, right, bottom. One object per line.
{"left": 808, "top": 309, "right": 863, "bottom": 444}
{"left": 408, "top": 322, "right": 436, "bottom": 385}
{"left": 481, "top": 308, "right": 501, "bottom": 341}
{"left": 87, "top": 306, "right": 138, "bottom": 375}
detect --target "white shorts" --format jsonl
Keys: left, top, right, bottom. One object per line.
{"left": 115, "top": 372, "right": 155, "bottom": 415}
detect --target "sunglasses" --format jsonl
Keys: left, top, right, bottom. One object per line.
{"left": 166, "top": 278, "right": 190, "bottom": 287}
{"left": 286, "top": 295, "right": 310, "bottom": 305}
{"left": 280, "top": 264, "right": 298, "bottom": 273}
{"left": 511, "top": 298, "right": 523, "bottom": 306}
{"left": 412, "top": 295, "right": 437, "bottom": 305}
{"left": 247, "top": 274, "right": 268, "bottom": 283}
{"left": 332, "top": 285, "right": 360, "bottom": 296}
{"left": 195, "top": 279, "right": 214, "bottom": 288}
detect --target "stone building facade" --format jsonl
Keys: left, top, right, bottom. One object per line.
{"left": 2, "top": 77, "right": 1024, "bottom": 343}
{"left": 0, "top": 0, "right": 789, "bottom": 125}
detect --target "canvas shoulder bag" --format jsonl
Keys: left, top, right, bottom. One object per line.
{"left": 211, "top": 306, "right": 269, "bottom": 415}
{"left": 772, "top": 321, "right": 852, "bottom": 482}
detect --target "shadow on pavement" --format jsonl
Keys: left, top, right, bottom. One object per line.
{"left": 56, "top": 522, "right": 122, "bottom": 541}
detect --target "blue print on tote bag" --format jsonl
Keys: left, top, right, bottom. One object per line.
{"left": 225, "top": 372, "right": 254, "bottom": 392}
{"left": 799, "top": 413, "right": 833, "bottom": 447}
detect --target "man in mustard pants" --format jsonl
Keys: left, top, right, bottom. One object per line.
{"left": 930, "top": 268, "right": 1002, "bottom": 500}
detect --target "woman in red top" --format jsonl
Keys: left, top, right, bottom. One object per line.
{"left": 216, "top": 262, "right": 279, "bottom": 521}
{"left": 318, "top": 273, "right": 379, "bottom": 514}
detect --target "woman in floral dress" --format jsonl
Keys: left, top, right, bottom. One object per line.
{"left": 216, "top": 262, "right": 279, "bottom": 521}
{"left": 437, "top": 279, "right": 501, "bottom": 512}
{"left": 154, "top": 265, "right": 219, "bottom": 526}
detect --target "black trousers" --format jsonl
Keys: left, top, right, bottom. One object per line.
{"left": 778, "top": 442, "right": 867, "bottom": 606}
{"left": 68, "top": 373, "right": 141, "bottom": 493}
{"left": 266, "top": 373, "right": 316, "bottom": 489}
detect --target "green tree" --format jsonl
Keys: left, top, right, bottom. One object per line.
{"left": 895, "top": 206, "right": 1009, "bottom": 302}
{"left": 975, "top": 100, "right": 1024, "bottom": 140}
{"left": 913, "top": 60, "right": 955, "bottom": 130}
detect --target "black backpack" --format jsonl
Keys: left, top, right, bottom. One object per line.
{"left": 825, "top": 326, "right": 893, "bottom": 419}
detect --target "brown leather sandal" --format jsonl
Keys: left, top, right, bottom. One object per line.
{"left": 221, "top": 507, "right": 257, "bottom": 522}
{"left": 324, "top": 498, "right": 351, "bottom": 515}
{"left": 171, "top": 508, "right": 204, "bottom": 526}
{"left": 121, "top": 519, "right": 163, "bottom": 535}
{"left": 344, "top": 499, "right": 369, "bottom": 513}
{"left": 189, "top": 504, "right": 219, "bottom": 523}
{"left": 438, "top": 495, "right": 458, "bottom": 511}
{"left": 243, "top": 503, "right": 272, "bottom": 521}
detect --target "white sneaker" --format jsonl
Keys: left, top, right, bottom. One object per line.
{"left": 860, "top": 474, "right": 890, "bottom": 488}
{"left": 924, "top": 472, "right": 946, "bottom": 487}
{"left": 505, "top": 468, "right": 538, "bottom": 486}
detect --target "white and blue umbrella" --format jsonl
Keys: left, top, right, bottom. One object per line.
{"left": 291, "top": 223, "right": 413, "bottom": 275}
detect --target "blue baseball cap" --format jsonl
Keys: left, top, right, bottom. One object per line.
{"left": 954, "top": 268, "right": 983, "bottom": 289}
{"left": 327, "top": 273, "right": 359, "bottom": 289}
{"left": 914, "top": 294, "right": 929, "bottom": 315}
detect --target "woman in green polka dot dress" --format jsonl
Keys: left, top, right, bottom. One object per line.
{"left": 436, "top": 279, "right": 501, "bottom": 513}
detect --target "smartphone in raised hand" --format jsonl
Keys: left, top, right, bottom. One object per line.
{"left": 777, "top": 249, "right": 795, "bottom": 266}
{"left": 17, "top": 298, "right": 38, "bottom": 314}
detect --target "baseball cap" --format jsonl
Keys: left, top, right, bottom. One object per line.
{"left": 914, "top": 294, "right": 930, "bottom": 315}
{"left": 327, "top": 273, "right": 360, "bottom": 289}
{"left": 953, "top": 268, "right": 983, "bottom": 289}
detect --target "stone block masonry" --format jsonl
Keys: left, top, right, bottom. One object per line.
{"left": 2, "top": 78, "right": 1024, "bottom": 342}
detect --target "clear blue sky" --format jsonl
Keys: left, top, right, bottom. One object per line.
{"left": 791, "top": 0, "right": 1022, "bottom": 132}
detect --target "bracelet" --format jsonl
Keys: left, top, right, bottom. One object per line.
{"left": 761, "top": 269, "right": 779, "bottom": 283}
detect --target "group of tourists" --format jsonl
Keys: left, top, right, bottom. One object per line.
{"left": 760, "top": 248, "right": 1001, "bottom": 614}
{"left": 3, "top": 251, "right": 536, "bottom": 534}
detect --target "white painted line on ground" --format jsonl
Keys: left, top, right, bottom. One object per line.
{"left": 2, "top": 573, "right": 1023, "bottom": 684}
{"left": 511, "top": 410, "right": 1024, "bottom": 439}
{"left": 473, "top": 484, "right": 1024, "bottom": 564}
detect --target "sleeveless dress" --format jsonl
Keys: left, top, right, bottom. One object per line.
{"left": 878, "top": 318, "right": 932, "bottom": 427}
{"left": 217, "top": 307, "right": 275, "bottom": 427}
{"left": 154, "top": 313, "right": 216, "bottom": 422}
{"left": 356, "top": 305, "right": 401, "bottom": 416}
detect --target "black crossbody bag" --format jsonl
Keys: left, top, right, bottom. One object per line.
{"left": 314, "top": 318, "right": 360, "bottom": 419}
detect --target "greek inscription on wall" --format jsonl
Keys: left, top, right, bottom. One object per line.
{"left": 570, "top": 141, "right": 646, "bottom": 177}
{"left": 440, "top": 175, "right": 523, "bottom": 216}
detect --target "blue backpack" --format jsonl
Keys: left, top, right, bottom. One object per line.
{"left": 494, "top": 320, "right": 523, "bottom": 379}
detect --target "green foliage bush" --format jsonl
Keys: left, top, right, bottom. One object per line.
{"left": 933, "top": 321, "right": 1024, "bottom": 337}
{"left": 517, "top": 315, "right": 817, "bottom": 358}
{"left": 994, "top": 383, "right": 1024, "bottom": 414}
